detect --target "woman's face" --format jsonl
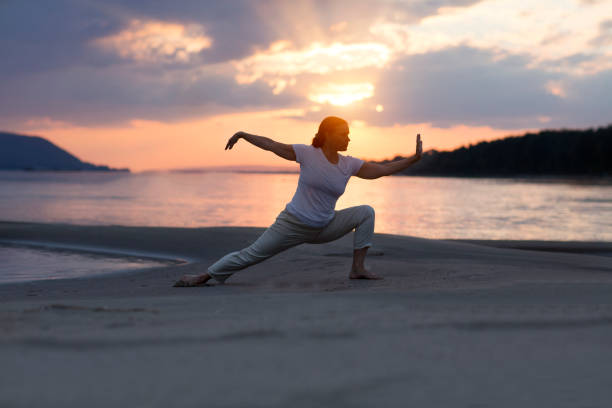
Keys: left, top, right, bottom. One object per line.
{"left": 328, "top": 123, "right": 351, "bottom": 151}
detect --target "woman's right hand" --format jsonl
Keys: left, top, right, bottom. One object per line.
{"left": 225, "top": 131, "right": 245, "bottom": 150}
{"left": 416, "top": 133, "right": 423, "bottom": 159}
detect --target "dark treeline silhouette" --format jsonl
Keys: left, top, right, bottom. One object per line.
{"left": 377, "top": 124, "right": 612, "bottom": 177}
{"left": 0, "top": 132, "right": 129, "bottom": 172}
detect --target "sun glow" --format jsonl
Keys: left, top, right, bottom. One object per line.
{"left": 545, "top": 80, "right": 567, "bottom": 98}
{"left": 22, "top": 110, "right": 522, "bottom": 172}
{"left": 308, "top": 83, "right": 375, "bottom": 106}
{"left": 234, "top": 41, "right": 390, "bottom": 86}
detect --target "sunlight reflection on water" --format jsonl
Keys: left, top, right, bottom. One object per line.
{"left": 1, "top": 170, "right": 611, "bottom": 241}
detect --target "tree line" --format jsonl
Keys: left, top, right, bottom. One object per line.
{"left": 377, "top": 124, "right": 612, "bottom": 177}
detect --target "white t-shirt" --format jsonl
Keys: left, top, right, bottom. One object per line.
{"left": 285, "top": 144, "right": 365, "bottom": 227}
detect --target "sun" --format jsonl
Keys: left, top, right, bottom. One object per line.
{"left": 308, "top": 83, "right": 375, "bottom": 106}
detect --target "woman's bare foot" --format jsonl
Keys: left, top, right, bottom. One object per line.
{"left": 349, "top": 267, "right": 383, "bottom": 280}
{"left": 350, "top": 247, "right": 381, "bottom": 279}
{"left": 173, "top": 273, "right": 211, "bottom": 287}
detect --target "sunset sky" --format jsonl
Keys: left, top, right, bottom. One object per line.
{"left": 1, "top": 0, "right": 611, "bottom": 172}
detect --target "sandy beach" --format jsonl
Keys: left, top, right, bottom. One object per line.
{"left": 2, "top": 220, "right": 612, "bottom": 407}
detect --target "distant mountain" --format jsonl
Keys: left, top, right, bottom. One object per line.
{"left": 0, "top": 132, "right": 129, "bottom": 172}
{"left": 377, "top": 124, "right": 612, "bottom": 177}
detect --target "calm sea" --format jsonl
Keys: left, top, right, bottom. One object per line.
{"left": 1, "top": 170, "right": 611, "bottom": 241}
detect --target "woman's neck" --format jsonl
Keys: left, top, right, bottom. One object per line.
{"left": 320, "top": 144, "right": 339, "bottom": 164}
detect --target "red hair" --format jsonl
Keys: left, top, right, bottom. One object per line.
{"left": 312, "top": 116, "right": 347, "bottom": 148}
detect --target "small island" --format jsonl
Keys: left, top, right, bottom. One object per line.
{"left": 0, "top": 132, "right": 130, "bottom": 172}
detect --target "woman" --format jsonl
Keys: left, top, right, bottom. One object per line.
{"left": 174, "top": 116, "right": 423, "bottom": 286}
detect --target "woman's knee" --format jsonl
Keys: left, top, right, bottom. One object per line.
{"left": 360, "top": 205, "right": 375, "bottom": 221}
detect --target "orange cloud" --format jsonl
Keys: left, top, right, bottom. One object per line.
{"left": 233, "top": 40, "right": 391, "bottom": 86}
{"left": 93, "top": 19, "right": 212, "bottom": 62}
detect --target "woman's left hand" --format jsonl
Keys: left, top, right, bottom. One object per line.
{"left": 225, "top": 131, "right": 245, "bottom": 150}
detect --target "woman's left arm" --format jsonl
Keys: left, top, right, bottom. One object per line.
{"left": 356, "top": 134, "right": 423, "bottom": 179}
{"left": 225, "top": 131, "right": 296, "bottom": 161}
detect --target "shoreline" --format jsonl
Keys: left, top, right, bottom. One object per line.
{"left": 1, "top": 220, "right": 612, "bottom": 294}
{"left": 0, "top": 238, "right": 194, "bottom": 264}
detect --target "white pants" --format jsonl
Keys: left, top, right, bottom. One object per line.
{"left": 207, "top": 205, "right": 375, "bottom": 283}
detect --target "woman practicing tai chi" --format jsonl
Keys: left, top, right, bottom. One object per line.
{"left": 174, "top": 116, "right": 423, "bottom": 287}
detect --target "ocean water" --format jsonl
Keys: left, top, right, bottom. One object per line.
{"left": 0, "top": 242, "right": 180, "bottom": 284}
{"left": 1, "top": 170, "right": 611, "bottom": 241}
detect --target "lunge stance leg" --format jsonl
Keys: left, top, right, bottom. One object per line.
{"left": 175, "top": 211, "right": 310, "bottom": 286}
{"left": 310, "top": 205, "right": 382, "bottom": 280}
{"left": 207, "top": 226, "right": 305, "bottom": 283}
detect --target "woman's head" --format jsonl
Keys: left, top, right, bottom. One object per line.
{"left": 312, "top": 116, "right": 350, "bottom": 151}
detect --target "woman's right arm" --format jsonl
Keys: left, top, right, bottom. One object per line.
{"left": 355, "top": 134, "right": 423, "bottom": 179}
{"left": 225, "top": 131, "right": 296, "bottom": 161}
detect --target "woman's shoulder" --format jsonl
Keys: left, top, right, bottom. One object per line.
{"left": 292, "top": 144, "right": 318, "bottom": 163}
{"left": 293, "top": 143, "right": 315, "bottom": 150}
{"left": 339, "top": 152, "right": 365, "bottom": 175}
{"left": 294, "top": 144, "right": 320, "bottom": 156}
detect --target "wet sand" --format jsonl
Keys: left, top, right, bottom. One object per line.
{"left": 2, "top": 220, "right": 612, "bottom": 407}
